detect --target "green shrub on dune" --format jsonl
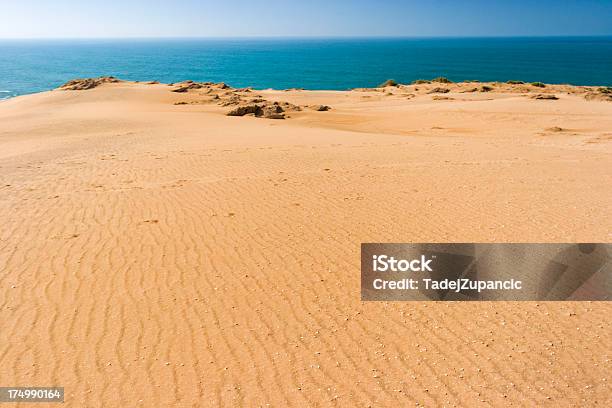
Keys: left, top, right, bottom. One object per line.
{"left": 507, "top": 80, "right": 525, "bottom": 85}
{"left": 531, "top": 82, "right": 546, "bottom": 88}
{"left": 411, "top": 79, "right": 430, "bottom": 84}
{"left": 379, "top": 79, "right": 398, "bottom": 87}
{"left": 432, "top": 76, "right": 453, "bottom": 83}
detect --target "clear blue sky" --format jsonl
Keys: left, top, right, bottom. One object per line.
{"left": 1, "top": 0, "right": 611, "bottom": 38}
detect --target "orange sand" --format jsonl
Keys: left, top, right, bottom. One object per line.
{"left": 0, "top": 80, "right": 610, "bottom": 407}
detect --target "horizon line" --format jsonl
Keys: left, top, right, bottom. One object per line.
{"left": 1, "top": 34, "right": 612, "bottom": 41}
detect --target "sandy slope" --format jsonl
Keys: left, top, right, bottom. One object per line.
{"left": 0, "top": 81, "right": 610, "bottom": 407}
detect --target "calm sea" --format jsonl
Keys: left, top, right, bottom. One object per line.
{"left": 1, "top": 37, "right": 611, "bottom": 99}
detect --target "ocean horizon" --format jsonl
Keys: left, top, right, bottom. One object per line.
{"left": 1, "top": 36, "right": 611, "bottom": 99}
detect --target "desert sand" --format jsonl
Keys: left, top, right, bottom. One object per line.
{"left": 0, "top": 78, "right": 610, "bottom": 407}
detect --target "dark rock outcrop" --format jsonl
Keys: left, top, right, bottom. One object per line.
{"left": 531, "top": 94, "right": 558, "bottom": 100}
{"left": 226, "top": 104, "right": 263, "bottom": 117}
{"left": 59, "top": 76, "right": 121, "bottom": 91}
{"left": 172, "top": 83, "right": 204, "bottom": 93}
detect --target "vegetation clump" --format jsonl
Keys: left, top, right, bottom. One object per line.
{"left": 411, "top": 79, "right": 430, "bottom": 84}
{"left": 379, "top": 79, "right": 398, "bottom": 87}
{"left": 427, "top": 87, "right": 450, "bottom": 94}
{"left": 531, "top": 82, "right": 546, "bottom": 88}
{"left": 480, "top": 85, "right": 494, "bottom": 92}
{"left": 507, "top": 80, "right": 525, "bottom": 85}
{"left": 432, "top": 76, "right": 453, "bottom": 83}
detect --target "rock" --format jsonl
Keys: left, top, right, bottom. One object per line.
{"left": 225, "top": 98, "right": 301, "bottom": 119}
{"left": 261, "top": 104, "right": 285, "bottom": 119}
{"left": 226, "top": 104, "right": 262, "bottom": 116}
{"left": 427, "top": 87, "right": 450, "bottom": 94}
{"left": 219, "top": 95, "right": 243, "bottom": 106}
{"left": 264, "top": 104, "right": 284, "bottom": 113}
{"left": 227, "top": 104, "right": 283, "bottom": 119}
{"left": 59, "top": 76, "right": 121, "bottom": 91}
{"left": 264, "top": 113, "right": 285, "bottom": 119}
{"left": 531, "top": 94, "right": 558, "bottom": 100}
{"left": 172, "top": 83, "right": 204, "bottom": 93}
{"left": 277, "top": 101, "right": 301, "bottom": 111}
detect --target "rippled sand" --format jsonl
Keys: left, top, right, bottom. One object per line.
{"left": 0, "top": 81, "right": 610, "bottom": 406}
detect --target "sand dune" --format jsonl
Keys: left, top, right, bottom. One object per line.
{"left": 0, "top": 80, "right": 610, "bottom": 407}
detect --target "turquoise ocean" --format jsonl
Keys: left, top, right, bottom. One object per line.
{"left": 1, "top": 37, "right": 611, "bottom": 99}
